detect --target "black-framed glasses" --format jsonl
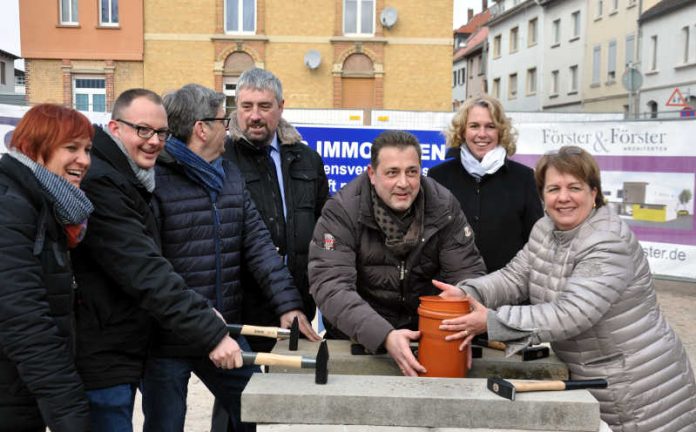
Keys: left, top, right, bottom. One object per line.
{"left": 199, "top": 117, "right": 231, "bottom": 128}
{"left": 116, "top": 119, "right": 171, "bottom": 141}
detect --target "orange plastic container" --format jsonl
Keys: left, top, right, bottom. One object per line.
{"left": 417, "top": 295, "right": 471, "bottom": 378}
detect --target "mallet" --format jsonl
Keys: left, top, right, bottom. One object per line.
{"left": 227, "top": 316, "right": 299, "bottom": 351}
{"left": 487, "top": 377, "right": 608, "bottom": 401}
{"left": 473, "top": 337, "right": 549, "bottom": 361}
{"left": 242, "top": 339, "right": 329, "bottom": 384}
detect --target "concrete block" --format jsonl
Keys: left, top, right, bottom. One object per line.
{"left": 271, "top": 339, "right": 569, "bottom": 380}
{"left": 257, "top": 424, "right": 612, "bottom": 432}
{"left": 242, "top": 374, "right": 601, "bottom": 431}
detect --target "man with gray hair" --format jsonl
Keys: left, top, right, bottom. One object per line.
{"left": 224, "top": 69, "right": 328, "bottom": 352}
{"left": 142, "top": 83, "right": 319, "bottom": 432}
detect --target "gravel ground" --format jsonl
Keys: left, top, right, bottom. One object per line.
{"left": 130, "top": 277, "right": 696, "bottom": 431}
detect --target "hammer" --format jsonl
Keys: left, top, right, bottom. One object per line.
{"left": 242, "top": 339, "right": 329, "bottom": 384}
{"left": 473, "top": 337, "right": 549, "bottom": 361}
{"left": 227, "top": 316, "right": 300, "bottom": 351}
{"left": 487, "top": 377, "right": 608, "bottom": 401}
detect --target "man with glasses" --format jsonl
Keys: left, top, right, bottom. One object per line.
{"left": 141, "top": 84, "right": 319, "bottom": 432}
{"left": 71, "top": 88, "right": 243, "bottom": 431}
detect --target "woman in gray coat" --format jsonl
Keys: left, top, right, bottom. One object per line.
{"left": 434, "top": 146, "right": 696, "bottom": 431}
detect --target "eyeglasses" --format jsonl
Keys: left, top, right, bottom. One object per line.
{"left": 116, "top": 119, "right": 171, "bottom": 141}
{"left": 199, "top": 117, "right": 231, "bottom": 128}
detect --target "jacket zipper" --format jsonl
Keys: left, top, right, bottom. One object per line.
{"left": 212, "top": 201, "right": 223, "bottom": 310}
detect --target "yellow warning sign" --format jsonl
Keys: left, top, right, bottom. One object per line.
{"left": 666, "top": 88, "right": 689, "bottom": 107}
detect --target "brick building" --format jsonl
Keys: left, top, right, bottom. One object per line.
{"left": 20, "top": 0, "right": 453, "bottom": 112}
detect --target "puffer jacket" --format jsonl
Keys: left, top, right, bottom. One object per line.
{"left": 309, "top": 172, "right": 486, "bottom": 353}
{"left": 225, "top": 118, "right": 328, "bottom": 348}
{"left": 464, "top": 205, "right": 696, "bottom": 431}
{"left": 0, "top": 155, "right": 89, "bottom": 431}
{"left": 149, "top": 151, "right": 304, "bottom": 357}
{"left": 72, "top": 127, "right": 228, "bottom": 390}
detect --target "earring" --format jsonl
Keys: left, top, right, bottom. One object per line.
{"left": 593, "top": 202, "right": 596, "bottom": 208}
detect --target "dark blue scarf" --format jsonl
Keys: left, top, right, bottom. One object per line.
{"left": 165, "top": 137, "right": 225, "bottom": 200}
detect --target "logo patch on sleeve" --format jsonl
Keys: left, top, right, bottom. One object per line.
{"left": 323, "top": 233, "right": 336, "bottom": 250}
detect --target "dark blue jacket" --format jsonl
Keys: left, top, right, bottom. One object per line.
{"left": 150, "top": 150, "right": 303, "bottom": 357}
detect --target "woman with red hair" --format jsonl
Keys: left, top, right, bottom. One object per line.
{"left": 0, "top": 104, "right": 94, "bottom": 431}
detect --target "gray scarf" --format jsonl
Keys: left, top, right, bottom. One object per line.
{"left": 370, "top": 187, "right": 424, "bottom": 258}
{"left": 8, "top": 150, "right": 94, "bottom": 224}
{"left": 105, "top": 128, "right": 156, "bottom": 192}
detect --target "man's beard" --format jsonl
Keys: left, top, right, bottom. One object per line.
{"left": 244, "top": 124, "right": 272, "bottom": 148}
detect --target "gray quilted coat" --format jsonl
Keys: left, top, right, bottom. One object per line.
{"left": 462, "top": 206, "right": 696, "bottom": 431}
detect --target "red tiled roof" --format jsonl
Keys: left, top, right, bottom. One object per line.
{"left": 454, "top": 27, "right": 489, "bottom": 62}
{"left": 454, "top": 9, "right": 491, "bottom": 35}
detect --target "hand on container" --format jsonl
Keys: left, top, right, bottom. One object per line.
{"left": 385, "top": 329, "right": 427, "bottom": 377}
{"left": 438, "top": 295, "right": 488, "bottom": 351}
{"left": 209, "top": 335, "right": 243, "bottom": 369}
{"left": 280, "top": 310, "right": 322, "bottom": 341}
{"left": 431, "top": 279, "right": 466, "bottom": 298}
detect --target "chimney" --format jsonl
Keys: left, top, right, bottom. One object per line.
{"left": 468, "top": 8, "right": 474, "bottom": 22}
{"left": 482, "top": 0, "right": 488, "bottom": 10}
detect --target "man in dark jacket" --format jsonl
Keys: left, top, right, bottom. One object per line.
{"left": 224, "top": 68, "right": 329, "bottom": 353}
{"left": 308, "top": 130, "right": 487, "bottom": 377}
{"left": 71, "top": 89, "right": 242, "bottom": 431}
{"left": 142, "top": 84, "right": 319, "bottom": 432}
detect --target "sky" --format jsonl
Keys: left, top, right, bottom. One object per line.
{"left": 0, "top": 0, "right": 481, "bottom": 70}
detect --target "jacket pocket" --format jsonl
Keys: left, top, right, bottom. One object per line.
{"left": 289, "top": 169, "right": 319, "bottom": 210}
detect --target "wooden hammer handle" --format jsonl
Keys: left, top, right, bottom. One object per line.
{"left": 248, "top": 352, "right": 303, "bottom": 368}
{"left": 510, "top": 380, "right": 566, "bottom": 392}
{"left": 240, "top": 325, "right": 281, "bottom": 338}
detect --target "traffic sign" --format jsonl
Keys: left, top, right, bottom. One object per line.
{"left": 622, "top": 67, "right": 642, "bottom": 92}
{"left": 680, "top": 106, "right": 695, "bottom": 118}
{"left": 666, "top": 88, "right": 689, "bottom": 107}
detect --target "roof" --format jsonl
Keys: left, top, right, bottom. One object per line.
{"left": 454, "top": 9, "right": 491, "bottom": 36}
{"left": 640, "top": 0, "right": 693, "bottom": 23}
{"left": 454, "top": 27, "right": 489, "bottom": 62}
{"left": 0, "top": 48, "right": 20, "bottom": 60}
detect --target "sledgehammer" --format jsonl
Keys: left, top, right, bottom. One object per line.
{"left": 487, "top": 377, "right": 608, "bottom": 401}
{"left": 227, "top": 316, "right": 300, "bottom": 351}
{"left": 242, "top": 339, "right": 329, "bottom": 384}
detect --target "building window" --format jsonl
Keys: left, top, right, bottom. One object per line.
{"left": 650, "top": 35, "right": 658, "bottom": 71}
{"left": 526, "top": 67, "right": 537, "bottom": 95}
{"left": 625, "top": 34, "right": 635, "bottom": 66}
{"left": 493, "top": 34, "right": 502, "bottom": 58}
{"left": 60, "top": 0, "right": 79, "bottom": 24}
{"left": 550, "top": 70, "right": 559, "bottom": 95}
{"left": 510, "top": 27, "right": 519, "bottom": 53}
{"left": 0, "top": 63, "right": 5, "bottom": 85}
{"left": 648, "top": 101, "right": 658, "bottom": 118}
{"left": 225, "top": 0, "right": 256, "bottom": 34}
{"left": 73, "top": 77, "right": 106, "bottom": 112}
{"left": 628, "top": 0, "right": 636, "bottom": 6}
{"left": 528, "top": 18, "right": 538, "bottom": 46}
{"left": 683, "top": 26, "right": 690, "bottom": 64}
{"left": 479, "top": 51, "right": 487, "bottom": 75}
{"left": 508, "top": 73, "right": 517, "bottom": 100}
{"left": 596, "top": 0, "right": 603, "bottom": 18}
{"left": 569, "top": 65, "right": 578, "bottom": 93}
{"left": 492, "top": 78, "right": 501, "bottom": 98}
{"left": 552, "top": 19, "right": 561, "bottom": 46}
{"left": 571, "top": 11, "right": 580, "bottom": 39}
{"left": 452, "top": 71, "right": 457, "bottom": 88}
{"left": 99, "top": 0, "right": 118, "bottom": 26}
{"left": 457, "top": 68, "right": 465, "bottom": 86}
{"left": 611, "top": 0, "right": 618, "bottom": 12}
{"left": 344, "top": 0, "right": 374, "bottom": 35}
{"left": 592, "top": 45, "right": 601, "bottom": 84}
{"left": 607, "top": 39, "right": 616, "bottom": 81}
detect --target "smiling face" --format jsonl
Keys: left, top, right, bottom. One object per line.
{"left": 543, "top": 166, "right": 598, "bottom": 231}
{"left": 367, "top": 146, "right": 421, "bottom": 213}
{"left": 109, "top": 96, "right": 168, "bottom": 169}
{"left": 40, "top": 137, "right": 92, "bottom": 188}
{"left": 464, "top": 105, "right": 500, "bottom": 161}
{"left": 235, "top": 88, "right": 284, "bottom": 147}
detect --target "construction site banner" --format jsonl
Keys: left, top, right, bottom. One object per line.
{"left": 1, "top": 105, "right": 694, "bottom": 280}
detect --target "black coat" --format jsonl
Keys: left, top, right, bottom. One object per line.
{"left": 0, "top": 155, "right": 89, "bottom": 432}
{"left": 224, "top": 119, "right": 328, "bottom": 335}
{"left": 428, "top": 155, "right": 543, "bottom": 272}
{"left": 149, "top": 151, "right": 304, "bottom": 357}
{"left": 72, "top": 127, "right": 228, "bottom": 390}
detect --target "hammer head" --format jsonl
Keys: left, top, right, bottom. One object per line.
{"left": 289, "top": 316, "right": 299, "bottom": 351}
{"left": 520, "top": 346, "right": 550, "bottom": 361}
{"left": 487, "top": 377, "right": 515, "bottom": 400}
{"left": 315, "top": 340, "right": 329, "bottom": 384}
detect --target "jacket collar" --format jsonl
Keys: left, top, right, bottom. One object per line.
{"left": 228, "top": 115, "right": 303, "bottom": 150}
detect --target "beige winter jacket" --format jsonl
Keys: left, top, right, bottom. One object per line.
{"left": 463, "top": 205, "right": 696, "bottom": 432}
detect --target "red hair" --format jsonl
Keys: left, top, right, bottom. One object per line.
{"left": 11, "top": 104, "right": 94, "bottom": 162}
